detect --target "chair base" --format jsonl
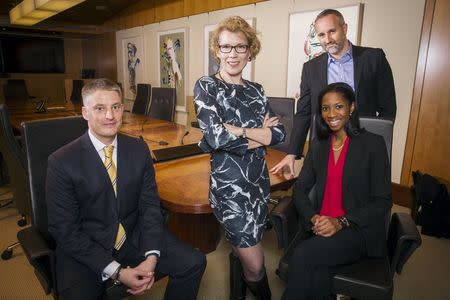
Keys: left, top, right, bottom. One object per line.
{"left": 18, "top": 214, "right": 27, "bottom": 227}
{"left": 1, "top": 241, "right": 20, "bottom": 260}
{"left": 0, "top": 199, "right": 13, "bottom": 208}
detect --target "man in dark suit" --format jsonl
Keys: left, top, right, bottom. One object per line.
{"left": 46, "top": 78, "right": 206, "bottom": 299}
{"left": 271, "top": 8, "right": 396, "bottom": 176}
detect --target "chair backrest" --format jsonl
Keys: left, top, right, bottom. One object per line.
{"left": 386, "top": 212, "right": 422, "bottom": 276}
{"left": 359, "top": 117, "right": 394, "bottom": 235}
{"left": 21, "top": 116, "right": 88, "bottom": 242}
{"left": 132, "top": 83, "right": 152, "bottom": 115}
{"left": 149, "top": 87, "right": 176, "bottom": 122}
{"left": 3, "top": 79, "right": 29, "bottom": 102}
{"left": 359, "top": 117, "right": 393, "bottom": 163}
{"left": 267, "top": 97, "right": 295, "bottom": 153}
{"left": 70, "top": 79, "right": 84, "bottom": 103}
{"left": 0, "top": 104, "right": 30, "bottom": 215}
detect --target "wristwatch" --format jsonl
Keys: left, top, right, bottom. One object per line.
{"left": 112, "top": 265, "right": 122, "bottom": 285}
{"left": 242, "top": 128, "right": 247, "bottom": 139}
{"left": 337, "top": 216, "right": 350, "bottom": 228}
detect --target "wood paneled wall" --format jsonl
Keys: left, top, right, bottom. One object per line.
{"left": 82, "top": 32, "right": 117, "bottom": 81}
{"left": 401, "top": 0, "right": 450, "bottom": 185}
{"left": 101, "top": 0, "right": 266, "bottom": 32}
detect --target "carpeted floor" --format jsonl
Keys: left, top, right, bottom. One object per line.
{"left": 1, "top": 188, "right": 449, "bottom": 299}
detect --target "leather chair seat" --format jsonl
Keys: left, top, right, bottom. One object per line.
{"left": 332, "top": 257, "right": 393, "bottom": 299}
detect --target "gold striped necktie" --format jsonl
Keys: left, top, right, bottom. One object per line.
{"left": 103, "top": 145, "right": 126, "bottom": 250}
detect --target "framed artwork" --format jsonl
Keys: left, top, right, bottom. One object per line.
{"left": 204, "top": 18, "right": 255, "bottom": 81}
{"left": 286, "top": 4, "right": 363, "bottom": 98}
{"left": 122, "top": 35, "right": 144, "bottom": 100}
{"left": 157, "top": 28, "right": 188, "bottom": 111}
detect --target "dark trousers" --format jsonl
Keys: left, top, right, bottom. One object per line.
{"left": 59, "top": 231, "right": 206, "bottom": 300}
{"left": 282, "top": 227, "right": 366, "bottom": 300}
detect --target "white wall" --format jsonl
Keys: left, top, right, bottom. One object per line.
{"left": 116, "top": 0, "right": 426, "bottom": 183}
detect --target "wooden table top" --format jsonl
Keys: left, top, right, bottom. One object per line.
{"left": 8, "top": 102, "right": 301, "bottom": 214}
{"left": 7, "top": 102, "right": 203, "bottom": 152}
{"left": 155, "top": 149, "right": 302, "bottom": 214}
{"left": 8, "top": 101, "right": 81, "bottom": 130}
{"left": 120, "top": 112, "right": 203, "bottom": 152}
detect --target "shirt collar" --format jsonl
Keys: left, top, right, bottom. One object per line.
{"left": 327, "top": 42, "right": 353, "bottom": 65}
{"left": 88, "top": 129, "right": 118, "bottom": 153}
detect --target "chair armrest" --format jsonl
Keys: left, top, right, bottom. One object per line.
{"left": 389, "top": 212, "right": 422, "bottom": 274}
{"left": 270, "top": 196, "right": 299, "bottom": 249}
{"left": 17, "top": 227, "right": 52, "bottom": 262}
{"left": 17, "top": 227, "right": 54, "bottom": 294}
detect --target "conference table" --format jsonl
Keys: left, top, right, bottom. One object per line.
{"left": 8, "top": 101, "right": 301, "bottom": 253}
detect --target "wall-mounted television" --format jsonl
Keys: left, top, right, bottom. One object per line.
{"left": 0, "top": 35, "right": 65, "bottom": 73}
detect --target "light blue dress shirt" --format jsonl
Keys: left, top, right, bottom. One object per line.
{"left": 327, "top": 45, "right": 355, "bottom": 91}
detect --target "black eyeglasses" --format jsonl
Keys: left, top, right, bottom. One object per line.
{"left": 218, "top": 44, "right": 249, "bottom": 54}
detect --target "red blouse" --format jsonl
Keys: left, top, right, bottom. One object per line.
{"left": 319, "top": 135, "right": 350, "bottom": 217}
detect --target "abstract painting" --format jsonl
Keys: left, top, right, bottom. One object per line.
{"left": 157, "top": 28, "right": 187, "bottom": 110}
{"left": 122, "top": 35, "right": 144, "bottom": 100}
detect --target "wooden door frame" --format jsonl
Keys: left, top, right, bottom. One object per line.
{"left": 400, "top": 0, "right": 436, "bottom": 186}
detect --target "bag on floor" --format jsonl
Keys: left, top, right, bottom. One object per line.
{"left": 411, "top": 170, "right": 450, "bottom": 238}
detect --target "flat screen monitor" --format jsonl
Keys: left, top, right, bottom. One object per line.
{"left": 0, "top": 35, "right": 65, "bottom": 73}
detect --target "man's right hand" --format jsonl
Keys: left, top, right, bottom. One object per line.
{"left": 269, "top": 154, "right": 296, "bottom": 178}
{"left": 119, "top": 266, "right": 154, "bottom": 295}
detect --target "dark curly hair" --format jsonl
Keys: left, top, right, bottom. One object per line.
{"left": 315, "top": 82, "right": 362, "bottom": 140}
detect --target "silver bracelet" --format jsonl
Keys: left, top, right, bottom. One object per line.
{"left": 112, "top": 265, "right": 122, "bottom": 285}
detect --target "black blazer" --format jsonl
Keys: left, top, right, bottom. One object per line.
{"left": 293, "top": 131, "right": 392, "bottom": 257}
{"left": 288, "top": 45, "right": 397, "bottom": 157}
{"left": 46, "top": 132, "right": 164, "bottom": 289}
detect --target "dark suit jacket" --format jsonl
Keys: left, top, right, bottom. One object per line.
{"left": 293, "top": 131, "right": 392, "bottom": 257}
{"left": 46, "top": 132, "right": 164, "bottom": 290}
{"left": 288, "top": 45, "right": 397, "bottom": 157}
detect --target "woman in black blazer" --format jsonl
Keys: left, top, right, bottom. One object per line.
{"left": 282, "top": 82, "right": 392, "bottom": 300}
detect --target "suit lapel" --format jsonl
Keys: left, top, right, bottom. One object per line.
{"left": 352, "top": 45, "right": 362, "bottom": 94}
{"left": 342, "top": 135, "right": 358, "bottom": 200}
{"left": 317, "top": 53, "right": 328, "bottom": 88}
{"left": 81, "top": 132, "right": 118, "bottom": 203}
{"left": 116, "top": 134, "right": 128, "bottom": 210}
{"left": 316, "top": 137, "right": 330, "bottom": 208}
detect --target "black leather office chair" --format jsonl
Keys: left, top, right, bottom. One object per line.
{"left": 149, "top": 87, "right": 176, "bottom": 122}
{"left": 0, "top": 104, "right": 31, "bottom": 260}
{"left": 270, "top": 118, "right": 422, "bottom": 299}
{"left": 3, "top": 79, "right": 35, "bottom": 102}
{"left": 132, "top": 83, "right": 152, "bottom": 115}
{"left": 70, "top": 79, "right": 84, "bottom": 103}
{"left": 17, "top": 116, "right": 153, "bottom": 299}
{"left": 267, "top": 97, "right": 295, "bottom": 153}
{"left": 16, "top": 116, "right": 87, "bottom": 297}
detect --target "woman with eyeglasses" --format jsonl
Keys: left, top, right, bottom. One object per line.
{"left": 282, "top": 82, "right": 392, "bottom": 299}
{"left": 194, "top": 16, "right": 285, "bottom": 300}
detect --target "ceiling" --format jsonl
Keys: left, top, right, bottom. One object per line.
{"left": 0, "top": 0, "right": 141, "bottom": 28}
